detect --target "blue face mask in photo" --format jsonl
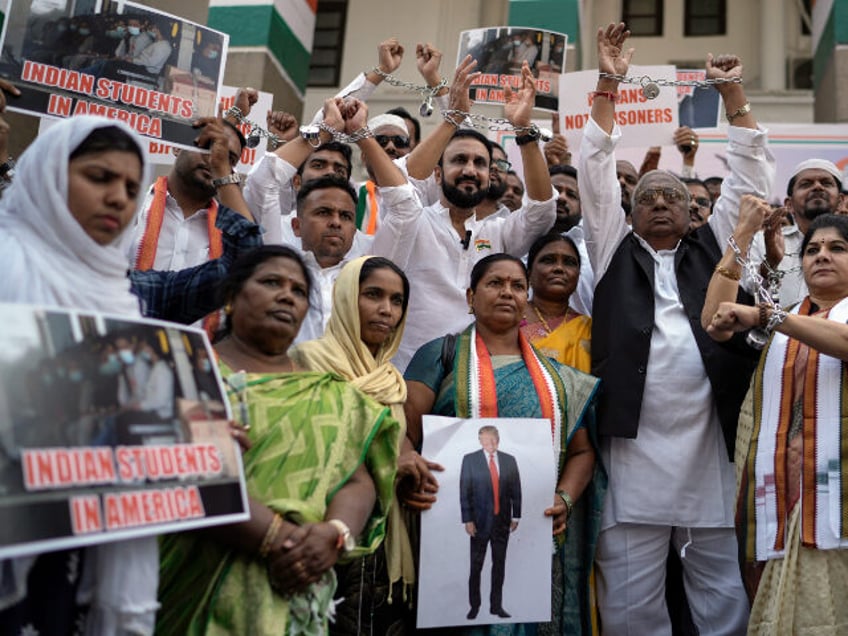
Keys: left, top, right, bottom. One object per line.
{"left": 128, "top": 26, "right": 141, "bottom": 36}
{"left": 200, "top": 359, "right": 212, "bottom": 373}
{"left": 118, "top": 349, "right": 135, "bottom": 365}
{"left": 68, "top": 369, "right": 84, "bottom": 383}
{"left": 99, "top": 354, "right": 121, "bottom": 376}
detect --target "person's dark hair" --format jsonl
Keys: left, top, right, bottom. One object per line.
{"left": 438, "top": 129, "right": 493, "bottom": 167}
{"left": 359, "top": 256, "right": 411, "bottom": 316}
{"left": 787, "top": 171, "right": 842, "bottom": 197}
{"left": 490, "top": 140, "right": 506, "bottom": 157}
{"left": 526, "top": 232, "right": 580, "bottom": 276}
{"left": 222, "top": 120, "right": 247, "bottom": 152}
{"left": 800, "top": 214, "right": 848, "bottom": 255}
{"left": 386, "top": 106, "right": 420, "bottom": 145}
{"left": 681, "top": 177, "right": 707, "bottom": 189}
{"left": 469, "top": 253, "right": 527, "bottom": 291}
{"left": 296, "top": 141, "right": 353, "bottom": 179}
{"left": 549, "top": 164, "right": 577, "bottom": 179}
{"left": 218, "top": 246, "right": 312, "bottom": 337}
{"left": 70, "top": 126, "right": 143, "bottom": 163}
{"left": 703, "top": 176, "right": 723, "bottom": 189}
{"left": 296, "top": 174, "right": 358, "bottom": 216}
{"left": 141, "top": 333, "right": 169, "bottom": 359}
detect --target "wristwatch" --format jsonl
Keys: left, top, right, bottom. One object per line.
{"left": 515, "top": 125, "right": 542, "bottom": 146}
{"left": 211, "top": 173, "right": 241, "bottom": 188}
{"left": 328, "top": 519, "right": 356, "bottom": 553}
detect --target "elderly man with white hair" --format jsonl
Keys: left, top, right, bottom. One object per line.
{"left": 749, "top": 158, "right": 845, "bottom": 307}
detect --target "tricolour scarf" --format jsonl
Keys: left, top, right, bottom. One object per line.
{"left": 454, "top": 324, "right": 568, "bottom": 468}
{"left": 738, "top": 296, "right": 848, "bottom": 562}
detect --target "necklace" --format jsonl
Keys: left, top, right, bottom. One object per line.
{"left": 530, "top": 302, "right": 571, "bottom": 335}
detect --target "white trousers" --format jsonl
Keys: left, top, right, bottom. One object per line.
{"left": 595, "top": 524, "right": 749, "bottom": 636}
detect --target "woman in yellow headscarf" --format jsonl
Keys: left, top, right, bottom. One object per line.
{"left": 290, "top": 255, "right": 413, "bottom": 634}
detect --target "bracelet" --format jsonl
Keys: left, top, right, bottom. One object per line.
{"left": 589, "top": 90, "right": 618, "bottom": 103}
{"left": 556, "top": 490, "right": 574, "bottom": 518}
{"left": 258, "top": 513, "right": 283, "bottom": 558}
{"left": 713, "top": 265, "right": 741, "bottom": 281}
{"left": 726, "top": 102, "right": 751, "bottom": 123}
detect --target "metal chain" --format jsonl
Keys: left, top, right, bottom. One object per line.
{"left": 316, "top": 121, "right": 374, "bottom": 144}
{"left": 599, "top": 72, "right": 742, "bottom": 100}
{"left": 440, "top": 109, "right": 552, "bottom": 141}
{"left": 370, "top": 67, "right": 448, "bottom": 117}
{"left": 224, "top": 106, "right": 282, "bottom": 150}
{"left": 727, "top": 236, "right": 787, "bottom": 349}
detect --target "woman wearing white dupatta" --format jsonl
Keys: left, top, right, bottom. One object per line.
{"left": 0, "top": 116, "right": 158, "bottom": 635}
{"left": 705, "top": 211, "right": 848, "bottom": 633}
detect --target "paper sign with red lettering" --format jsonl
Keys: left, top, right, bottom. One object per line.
{"left": 558, "top": 65, "right": 679, "bottom": 149}
{"left": 0, "top": 0, "right": 228, "bottom": 151}
{"left": 146, "top": 86, "right": 274, "bottom": 172}
{"left": 0, "top": 303, "right": 248, "bottom": 559}
{"left": 457, "top": 27, "right": 567, "bottom": 112}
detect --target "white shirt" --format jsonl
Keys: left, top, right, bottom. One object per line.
{"left": 293, "top": 250, "right": 352, "bottom": 345}
{"left": 373, "top": 185, "right": 556, "bottom": 371}
{"left": 563, "top": 223, "right": 594, "bottom": 316}
{"left": 140, "top": 359, "right": 174, "bottom": 419}
{"left": 128, "top": 188, "right": 213, "bottom": 270}
{"left": 578, "top": 116, "right": 774, "bottom": 527}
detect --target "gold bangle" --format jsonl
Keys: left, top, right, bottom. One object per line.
{"left": 714, "top": 265, "right": 741, "bottom": 281}
{"left": 259, "top": 513, "right": 283, "bottom": 559}
{"left": 726, "top": 102, "right": 751, "bottom": 123}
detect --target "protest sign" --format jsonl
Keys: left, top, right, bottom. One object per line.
{"left": 558, "top": 65, "right": 679, "bottom": 149}
{"left": 677, "top": 69, "right": 721, "bottom": 129}
{"left": 0, "top": 0, "right": 228, "bottom": 150}
{"left": 417, "top": 415, "right": 554, "bottom": 628}
{"left": 0, "top": 304, "right": 248, "bottom": 559}
{"left": 457, "top": 26, "right": 567, "bottom": 111}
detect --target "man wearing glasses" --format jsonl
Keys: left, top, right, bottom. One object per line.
{"left": 682, "top": 177, "right": 714, "bottom": 231}
{"left": 578, "top": 24, "right": 775, "bottom": 634}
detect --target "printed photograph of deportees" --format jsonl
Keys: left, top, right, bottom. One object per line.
{"left": 0, "top": 0, "right": 228, "bottom": 149}
{"left": 0, "top": 303, "right": 248, "bottom": 560}
{"left": 457, "top": 27, "right": 567, "bottom": 111}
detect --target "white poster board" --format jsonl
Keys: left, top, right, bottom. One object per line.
{"left": 417, "top": 414, "right": 555, "bottom": 629}
{"left": 558, "top": 64, "right": 679, "bottom": 149}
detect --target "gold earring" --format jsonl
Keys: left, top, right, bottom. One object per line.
{"left": 224, "top": 303, "right": 232, "bottom": 315}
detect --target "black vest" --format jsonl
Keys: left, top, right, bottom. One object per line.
{"left": 590, "top": 226, "right": 759, "bottom": 456}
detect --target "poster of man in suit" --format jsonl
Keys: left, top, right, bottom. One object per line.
{"left": 417, "top": 415, "right": 553, "bottom": 628}
{"left": 460, "top": 425, "right": 521, "bottom": 619}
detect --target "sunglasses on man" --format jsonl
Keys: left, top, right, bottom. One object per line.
{"left": 375, "top": 135, "right": 410, "bottom": 149}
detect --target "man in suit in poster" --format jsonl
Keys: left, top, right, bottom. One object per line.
{"left": 460, "top": 425, "right": 521, "bottom": 619}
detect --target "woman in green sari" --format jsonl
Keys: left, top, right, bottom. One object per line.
{"left": 403, "top": 253, "right": 605, "bottom": 635}
{"left": 157, "top": 245, "right": 399, "bottom": 635}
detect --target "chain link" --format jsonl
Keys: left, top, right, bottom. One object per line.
{"left": 225, "top": 106, "right": 282, "bottom": 150}
{"left": 599, "top": 72, "right": 742, "bottom": 100}
{"left": 727, "top": 236, "right": 787, "bottom": 349}
{"left": 370, "top": 68, "right": 447, "bottom": 117}
{"left": 599, "top": 72, "right": 743, "bottom": 89}
{"left": 316, "top": 121, "right": 374, "bottom": 144}
{"left": 440, "top": 109, "right": 552, "bottom": 141}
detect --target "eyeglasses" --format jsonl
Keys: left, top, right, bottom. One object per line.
{"left": 692, "top": 196, "right": 711, "bottom": 209}
{"left": 492, "top": 158, "right": 511, "bottom": 172}
{"left": 375, "top": 135, "right": 410, "bottom": 149}
{"left": 635, "top": 187, "right": 687, "bottom": 205}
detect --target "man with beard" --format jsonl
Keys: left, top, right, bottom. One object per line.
{"left": 748, "top": 159, "right": 844, "bottom": 306}
{"left": 372, "top": 58, "right": 555, "bottom": 371}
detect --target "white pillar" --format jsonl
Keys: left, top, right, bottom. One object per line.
{"left": 761, "top": 0, "right": 786, "bottom": 91}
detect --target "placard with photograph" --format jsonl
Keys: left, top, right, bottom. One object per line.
{"left": 0, "top": 303, "right": 248, "bottom": 559}
{"left": 0, "top": 0, "right": 228, "bottom": 150}
{"left": 457, "top": 27, "right": 567, "bottom": 112}
{"left": 417, "top": 415, "right": 555, "bottom": 628}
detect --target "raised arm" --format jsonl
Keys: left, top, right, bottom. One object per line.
{"left": 343, "top": 98, "right": 405, "bottom": 187}
{"left": 405, "top": 55, "right": 478, "bottom": 180}
{"left": 701, "top": 194, "right": 771, "bottom": 337}
{"left": 505, "top": 61, "right": 550, "bottom": 202}
{"left": 577, "top": 23, "right": 633, "bottom": 277}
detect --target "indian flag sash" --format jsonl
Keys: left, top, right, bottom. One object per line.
{"left": 742, "top": 297, "right": 848, "bottom": 561}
